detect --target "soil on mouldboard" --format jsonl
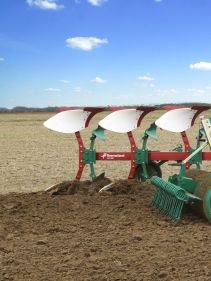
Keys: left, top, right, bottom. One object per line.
{"left": 0, "top": 175, "right": 211, "bottom": 281}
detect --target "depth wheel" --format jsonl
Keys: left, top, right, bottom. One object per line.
{"left": 134, "top": 161, "right": 162, "bottom": 182}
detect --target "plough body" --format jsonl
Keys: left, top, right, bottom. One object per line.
{"left": 44, "top": 105, "right": 211, "bottom": 223}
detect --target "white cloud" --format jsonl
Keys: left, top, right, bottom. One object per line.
{"left": 26, "top": 0, "right": 64, "bottom": 10}
{"left": 74, "top": 87, "right": 81, "bottom": 93}
{"left": 0, "top": 57, "right": 4, "bottom": 62}
{"left": 45, "top": 87, "right": 62, "bottom": 92}
{"left": 169, "top": 88, "right": 178, "bottom": 93}
{"left": 137, "top": 75, "right": 154, "bottom": 81}
{"left": 66, "top": 37, "right": 108, "bottom": 51}
{"left": 87, "top": 0, "right": 107, "bottom": 6}
{"left": 91, "top": 76, "right": 107, "bottom": 84}
{"left": 150, "top": 83, "right": 155, "bottom": 88}
{"left": 187, "top": 88, "right": 205, "bottom": 94}
{"left": 154, "top": 0, "right": 162, "bottom": 2}
{"left": 59, "top": 79, "right": 70, "bottom": 84}
{"left": 190, "top": 61, "right": 211, "bottom": 71}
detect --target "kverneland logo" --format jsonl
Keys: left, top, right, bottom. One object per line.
{"left": 101, "top": 153, "right": 125, "bottom": 159}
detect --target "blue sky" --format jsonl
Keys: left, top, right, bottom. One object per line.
{"left": 1, "top": 0, "right": 211, "bottom": 107}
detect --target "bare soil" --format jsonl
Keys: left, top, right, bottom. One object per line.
{"left": 1, "top": 177, "right": 211, "bottom": 281}
{"left": 1, "top": 113, "right": 211, "bottom": 280}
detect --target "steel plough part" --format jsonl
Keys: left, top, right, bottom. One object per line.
{"left": 44, "top": 105, "right": 211, "bottom": 223}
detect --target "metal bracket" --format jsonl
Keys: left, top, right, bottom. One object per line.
{"left": 135, "top": 149, "right": 149, "bottom": 165}
{"left": 83, "top": 149, "right": 96, "bottom": 164}
{"left": 135, "top": 149, "right": 149, "bottom": 179}
{"left": 187, "top": 148, "right": 202, "bottom": 166}
{"left": 82, "top": 149, "right": 97, "bottom": 180}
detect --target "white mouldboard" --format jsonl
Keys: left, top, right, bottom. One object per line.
{"left": 98, "top": 109, "right": 143, "bottom": 133}
{"left": 155, "top": 108, "right": 197, "bottom": 132}
{"left": 44, "top": 109, "right": 91, "bottom": 133}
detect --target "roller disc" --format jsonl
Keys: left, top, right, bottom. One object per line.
{"left": 203, "top": 189, "right": 211, "bottom": 222}
{"left": 186, "top": 169, "right": 211, "bottom": 222}
{"left": 135, "top": 161, "right": 162, "bottom": 182}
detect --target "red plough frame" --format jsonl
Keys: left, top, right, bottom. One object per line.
{"left": 59, "top": 106, "right": 211, "bottom": 180}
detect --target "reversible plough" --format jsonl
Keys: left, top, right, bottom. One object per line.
{"left": 44, "top": 106, "right": 211, "bottom": 223}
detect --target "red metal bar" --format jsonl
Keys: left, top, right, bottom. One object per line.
{"left": 84, "top": 107, "right": 106, "bottom": 127}
{"left": 191, "top": 106, "right": 210, "bottom": 126}
{"left": 149, "top": 151, "right": 189, "bottom": 161}
{"left": 201, "top": 152, "right": 211, "bottom": 160}
{"left": 180, "top": 131, "right": 191, "bottom": 169}
{"left": 136, "top": 106, "right": 158, "bottom": 127}
{"left": 75, "top": 132, "right": 86, "bottom": 180}
{"left": 96, "top": 151, "right": 211, "bottom": 161}
{"left": 180, "top": 131, "right": 191, "bottom": 151}
{"left": 127, "top": 131, "right": 138, "bottom": 179}
{"left": 150, "top": 151, "right": 211, "bottom": 161}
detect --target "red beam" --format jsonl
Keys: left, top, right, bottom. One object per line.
{"left": 96, "top": 151, "right": 211, "bottom": 161}
{"left": 149, "top": 151, "right": 211, "bottom": 161}
{"left": 202, "top": 152, "right": 211, "bottom": 160}
{"left": 149, "top": 151, "right": 188, "bottom": 161}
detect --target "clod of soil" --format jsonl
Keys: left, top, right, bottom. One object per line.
{"left": 48, "top": 173, "right": 149, "bottom": 196}
{"left": 48, "top": 173, "right": 112, "bottom": 195}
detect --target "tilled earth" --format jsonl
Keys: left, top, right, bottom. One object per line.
{"left": 1, "top": 113, "right": 211, "bottom": 281}
{"left": 0, "top": 178, "right": 211, "bottom": 281}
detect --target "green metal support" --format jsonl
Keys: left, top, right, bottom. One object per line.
{"left": 134, "top": 123, "right": 158, "bottom": 180}
{"left": 135, "top": 149, "right": 148, "bottom": 164}
{"left": 187, "top": 148, "right": 202, "bottom": 168}
{"left": 82, "top": 126, "right": 106, "bottom": 181}
{"left": 83, "top": 147, "right": 97, "bottom": 180}
{"left": 145, "top": 123, "right": 158, "bottom": 140}
{"left": 135, "top": 149, "right": 149, "bottom": 179}
{"left": 92, "top": 126, "right": 106, "bottom": 141}
{"left": 168, "top": 164, "right": 197, "bottom": 194}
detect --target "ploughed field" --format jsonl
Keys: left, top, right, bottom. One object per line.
{"left": 0, "top": 112, "right": 211, "bottom": 281}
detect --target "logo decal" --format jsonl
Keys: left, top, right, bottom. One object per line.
{"left": 101, "top": 153, "right": 125, "bottom": 160}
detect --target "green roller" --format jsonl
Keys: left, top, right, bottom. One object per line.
{"left": 186, "top": 170, "right": 211, "bottom": 223}
{"left": 151, "top": 176, "right": 188, "bottom": 201}
{"left": 151, "top": 176, "right": 189, "bottom": 222}
{"left": 151, "top": 171, "right": 211, "bottom": 223}
{"left": 204, "top": 189, "right": 211, "bottom": 222}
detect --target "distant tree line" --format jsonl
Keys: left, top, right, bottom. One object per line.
{"left": 0, "top": 106, "right": 61, "bottom": 113}
{"left": 0, "top": 103, "right": 210, "bottom": 113}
